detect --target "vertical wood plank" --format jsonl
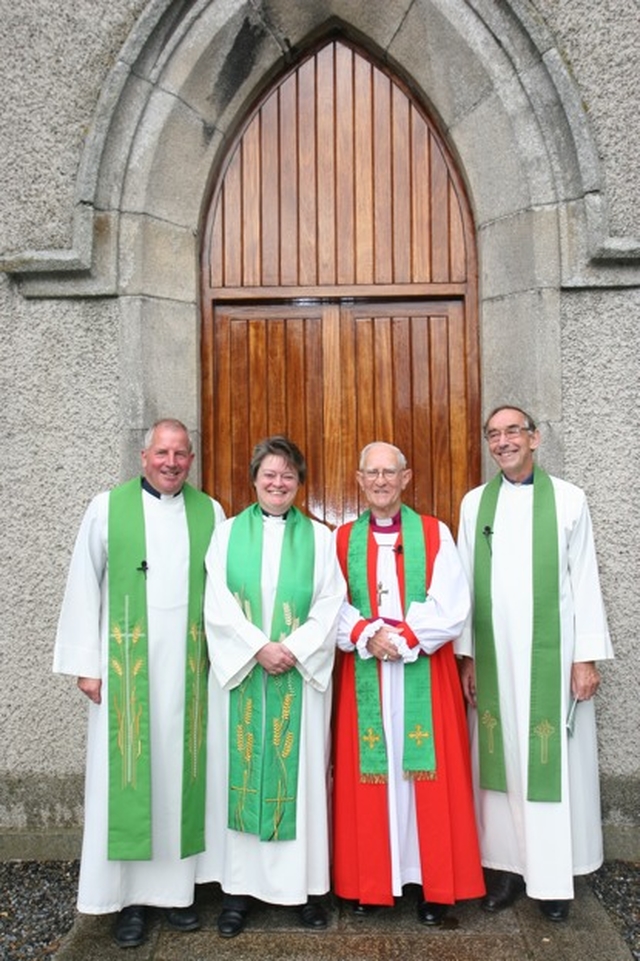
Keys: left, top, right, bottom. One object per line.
{"left": 317, "top": 44, "right": 336, "bottom": 285}
{"left": 431, "top": 138, "right": 450, "bottom": 283}
{"left": 335, "top": 43, "right": 355, "bottom": 284}
{"left": 242, "top": 117, "right": 262, "bottom": 286}
{"left": 302, "top": 315, "right": 323, "bottom": 521}
{"left": 428, "top": 313, "right": 451, "bottom": 522}
{"left": 373, "top": 70, "right": 392, "bottom": 284}
{"left": 229, "top": 318, "right": 251, "bottom": 513}
{"left": 392, "top": 85, "right": 411, "bottom": 283}
{"left": 373, "top": 316, "right": 394, "bottom": 438}
{"left": 339, "top": 306, "right": 359, "bottom": 522}
{"left": 411, "top": 314, "right": 433, "bottom": 516}
{"left": 449, "top": 181, "right": 467, "bottom": 283}
{"left": 411, "top": 107, "right": 431, "bottom": 283}
{"left": 279, "top": 73, "right": 299, "bottom": 285}
{"left": 298, "top": 56, "right": 317, "bottom": 286}
{"left": 266, "top": 318, "right": 286, "bottom": 431}
{"left": 354, "top": 56, "right": 374, "bottom": 284}
{"left": 223, "top": 150, "right": 243, "bottom": 287}
{"left": 447, "top": 300, "right": 467, "bottom": 533}
{"left": 321, "top": 304, "right": 342, "bottom": 526}
{"left": 261, "top": 96, "right": 280, "bottom": 286}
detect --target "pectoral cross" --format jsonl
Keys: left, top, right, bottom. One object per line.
{"left": 376, "top": 581, "right": 388, "bottom": 606}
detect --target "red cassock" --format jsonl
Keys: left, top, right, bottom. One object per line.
{"left": 332, "top": 516, "right": 485, "bottom": 906}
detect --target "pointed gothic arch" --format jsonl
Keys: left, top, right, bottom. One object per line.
{"left": 200, "top": 38, "right": 479, "bottom": 528}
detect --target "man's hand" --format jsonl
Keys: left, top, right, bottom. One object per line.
{"left": 78, "top": 677, "right": 102, "bottom": 704}
{"left": 366, "top": 626, "right": 402, "bottom": 662}
{"left": 255, "top": 641, "right": 297, "bottom": 675}
{"left": 571, "top": 661, "right": 601, "bottom": 701}
{"left": 457, "top": 656, "right": 477, "bottom": 707}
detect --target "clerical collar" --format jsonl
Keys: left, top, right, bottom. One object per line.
{"left": 370, "top": 510, "right": 401, "bottom": 532}
{"left": 261, "top": 508, "right": 289, "bottom": 520}
{"left": 503, "top": 471, "right": 534, "bottom": 486}
{"left": 141, "top": 476, "right": 182, "bottom": 499}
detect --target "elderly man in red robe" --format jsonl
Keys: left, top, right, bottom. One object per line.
{"left": 332, "top": 442, "right": 484, "bottom": 925}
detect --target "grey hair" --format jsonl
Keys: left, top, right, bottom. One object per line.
{"left": 143, "top": 419, "right": 193, "bottom": 452}
{"left": 358, "top": 442, "right": 407, "bottom": 471}
{"left": 483, "top": 405, "right": 537, "bottom": 436}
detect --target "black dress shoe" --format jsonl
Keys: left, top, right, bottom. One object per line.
{"left": 353, "top": 902, "right": 379, "bottom": 917}
{"left": 481, "top": 871, "right": 525, "bottom": 913}
{"left": 539, "top": 899, "right": 571, "bottom": 922}
{"left": 217, "top": 908, "right": 247, "bottom": 938}
{"left": 417, "top": 901, "right": 448, "bottom": 926}
{"left": 165, "top": 904, "right": 201, "bottom": 931}
{"left": 298, "top": 901, "right": 328, "bottom": 928}
{"left": 114, "top": 905, "right": 146, "bottom": 948}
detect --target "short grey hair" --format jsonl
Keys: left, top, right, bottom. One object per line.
{"left": 143, "top": 419, "right": 193, "bottom": 452}
{"left": 483, "top": 406, "right": 537, "bottom": 437}
{"left": 358, "top": 442, "right": 407, "bottom": 471}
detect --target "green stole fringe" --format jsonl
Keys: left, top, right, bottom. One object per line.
{"left": 226, "top": 504, "right": 315, "bottom": 840}
{"left": 107, "top": 479, "right": 215, "bottom": 859}
{"left": 473, "top": 465, "right": 562, "bottom": 802}
{"left": 347, "top": 505, "right": 436, "bottom": 781}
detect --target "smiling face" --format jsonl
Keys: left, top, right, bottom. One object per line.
{"left": 485, "top": 407, "right": 540, "bottom": 483}
{"left": 357, "top": 443, "right": 412, "bottom": 519}
{"left": 141, "top": 423, "right": 194, "bottom": 496}
{"left": 253, "top": 454, "right": 300, "bottom": 515}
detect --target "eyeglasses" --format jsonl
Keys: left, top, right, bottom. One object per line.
{"left": 361, "top": 468, "right": 401, "bottom": 480}
{"left": 485, "top": 425, "right": 532, "bottom": 443}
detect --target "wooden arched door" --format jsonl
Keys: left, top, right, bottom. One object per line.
{"left": 201, "top": 39, "right": 479, "bottom": 532}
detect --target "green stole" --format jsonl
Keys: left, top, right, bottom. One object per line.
{"left": 347, "top": 505, "right": 436, "bottom": 781}
{"left": 473, "top": 465, "right": 562, "bottom": 802}
{"left": 226, "top": 504, "right": 315, "bottom": 841}
{"left": 107, "top": 478, "right": 215, "bottom": 859}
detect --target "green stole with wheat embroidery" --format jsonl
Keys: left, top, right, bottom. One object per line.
{"left": 473, "top": 466, "right": 562, "bottom": 802}
{"left": 107, "top": 478, "right": 214, "bottom": 859}
{"left": 226, "top": 504, "right": 315, "bottom": 841}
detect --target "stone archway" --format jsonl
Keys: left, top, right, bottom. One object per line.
{"left": 3, "top": 0, "right": 635, "bottom": 477}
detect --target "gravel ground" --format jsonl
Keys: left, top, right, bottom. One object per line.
{"left": 0, "top": 859, "right": 638, "bottom": 960}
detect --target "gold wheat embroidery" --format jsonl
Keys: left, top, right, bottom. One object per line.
{"left": 110, "top": 595, "right": 146, "bottom": 789}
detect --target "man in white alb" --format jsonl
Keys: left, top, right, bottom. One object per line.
{"left": 457, "top": 406, "right": 613, "bottom": 922}
{"left": 54, "top": 419, "right": 225, "bottom": 947}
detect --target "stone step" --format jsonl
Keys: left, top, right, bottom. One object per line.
{"left": 54, "top": 879, "right": 632, "bottom": 961}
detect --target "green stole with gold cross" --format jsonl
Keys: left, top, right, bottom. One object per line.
{"left": 473, "top": 465, "right": 562, "bottom": 802}
{"left": 226, "top": 504, "right": 315, "bottom": 841}
{"left": 107, "top": 478, "right": 215, "bottom": 859}
{"left": 347, "top": 505, "right": 436, "bottom": 781}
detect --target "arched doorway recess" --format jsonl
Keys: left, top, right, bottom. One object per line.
{"left": 201, "top": 38, "right": 479, "bottom": 530}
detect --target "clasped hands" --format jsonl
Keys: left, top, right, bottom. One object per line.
{"left": 256, "top": 641, "right": 296, "bottom": 675}
{"left": 366, "top": 625, "right": 402, "bottom": 662}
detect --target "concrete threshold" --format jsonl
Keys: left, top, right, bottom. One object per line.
{"left": 54, "top": 878, "right": 633, "bottom": 961}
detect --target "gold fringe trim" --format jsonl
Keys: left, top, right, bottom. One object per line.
{"left": 403, "top": 770, "right": 437, "bottom": 781}
{"left": 360, "top": 774, "right": 388, "bottom": 784}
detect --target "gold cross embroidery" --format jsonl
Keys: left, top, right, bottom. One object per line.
{"left": 408, "top": 724, "right": 430, "bottom": 747}
{"left": 362, "top": 726, "right": 381, "bottom": 750}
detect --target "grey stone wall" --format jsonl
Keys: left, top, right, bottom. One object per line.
{"left": 0, "top": 0, "right": 638, "bottom": 859}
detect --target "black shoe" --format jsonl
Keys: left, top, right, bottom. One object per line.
{"left": 217, "top": 908, "right": 247, "bottom": 938}
{"left": 353, "top": 902, "right": 379, "bottom": 917}
{"left": 417, "top": 901, "right": 448, "bottom": 926}
{"left": 481, "top": 871, "right": 525, "bottom": 913}
{"left": 114, "top": 905, "right": 146, "bottom": 948}
{"left": 298, "top": 901, "right": 328, "bottom": 929}
{"left": 539, "top": 899, "right": 571, "bottom": 922}
{"left": 165, "top": 904, "right": 201, "bottom": 931}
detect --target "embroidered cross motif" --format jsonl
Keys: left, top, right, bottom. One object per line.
{"left": 408, "top": 724, "right": 430, "bottom": 747}
{"left": 534, "top": 718, "right": 555, "bottom": 764}
{"left": 362, "top": 726, "right": 381, "bottom": 750}
{"left": 481, "top": 710, "right": 498, "bottom": 754}
{"left": 376, "top": 581, "right": 389, "bottom": 606}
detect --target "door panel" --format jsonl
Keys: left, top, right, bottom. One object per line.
{"left": 207, "top": 301, "right": 474, "bottom": 531}
{"left": 201, "top": 38, "right": 480, "bottom": 533}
